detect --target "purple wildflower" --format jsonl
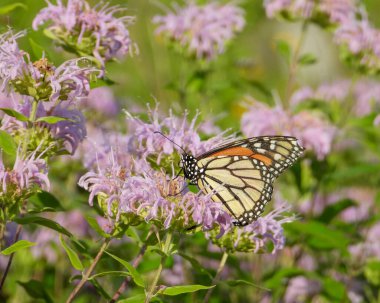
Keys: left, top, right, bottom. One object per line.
{"left": 0, "top": 30, "right": 31, "bottom": 92}
{"left": 299, "top": 187, "right": 375, "bottom": 222}
{"left": 241, "top": 99, "right": 336, "bottom": 159}
{"left": 33, "top": 0, "right": 135, "bottom": 68}
{"left": 207, "top": 203, "right": 295, "bottom": 253}
{"left": 48, "top": 105, "right": 86, "bottom": 154}
{"left": 80, "top": 87, "right": 119, "bottom": 117}
{"left": 353, "top": 80, "right": 380, "bottom": 116}
{"left": 284, "top": 276, "right": 321, "bottom": 303}
{"left": 264, "top": 0, "right": 357, "bottom": 25}
{"left": 153, "top": 2, "right": 245, "bottom": 60}
{"left": 334, "top": 18, "right": 380, "bottom": 72}
{"left": 126, "top": 105, "right": 235, "bottom": 162}
{"left": 264, "top": 0, "right": 314, "bottom": 20}
{"left": 0, "top": 150, "right": 50, "bottom": 219}
{"left": 291, "top": 79, "right": 380, "bottom": 120}
{"left": 47, "top": 58, "right": 96, "bottom": 103}
{"left": 290, "top": 80, "right": 351, "bottom": 107}
{"left": 78, "top": 152, "right": 232, "bottom": 233}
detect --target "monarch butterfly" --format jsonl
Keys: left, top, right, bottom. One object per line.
{"left": 155, "top": 132, "right": 304, "bottom": 226}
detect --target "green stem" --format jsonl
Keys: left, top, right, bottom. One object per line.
{"left": 203, "top": 251, "right": 229, "bottom": 303}
{"left": 145, "top": 232, "right": 173, "bottom": 303}
{"left": 21, "top": 99, "right": 39, "bottom": 156}
{"left": 29, "top": 99, "right": 39, "bottom": 122}
{"left": 65, "top": 238, "right": 111, "bottom": 303}
{"left": 283, "top": 21, "right": 308, "bottom": 109}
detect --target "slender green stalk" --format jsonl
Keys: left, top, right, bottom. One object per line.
{"left": 145, "top": 232, "right": 173, "bottom": 303}
{"left": 283, "top": 21, "right": 308, "bottom": 109}
{"left": 65, "top": 238, "right": 111, "bottom": 303}
{"left": 29, "top": 99, "right": 39, "bottom": 122}
{"left": 203, "top": 251, "right": 229, "bottom": 303}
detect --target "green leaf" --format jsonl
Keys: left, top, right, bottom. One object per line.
{"left": 105, "top": 251, "right": 144, "bottom": 287}
{"left": 285, "top": 221, "right": 349, "bottom": 252}
{"left": 89, "top": 271, "right": 130, "bottom": 279}
{"left": 321, "top": 277, "right": 347, "bottom": 301}
{"left": 225, "top": 280, "right": 270, "bottom": 291}
{"left": 298, "top": 53, "right": 318, "bottom": 65}
{"left": 59, "top": 235, "right": 84, "bottom": 270}
{"left": 158, "top": 285, "right": 214, "bottom": 296}
{"left": 0, "top": 108, "right": 29, "bottom": 122}
{"left": 17, "top": 280, "right": 53, "bottom": 303}
{"left": 316, "top": 199, "right": 356, "bottom": 223}
{"left": 36, "top": 116, "right": 69, "bottom": 124}
{"left": 85, "top": 216, "right": 110, "bottom": 238}
{"left": 178, "top": 253, "right": 212, "bottom": 278}
{"left": 117, "top": 294, "right": 145, "bottom": 303}
{"left": 364, "top": 259, "right": 380, "bottom": 286}
{"left": 13, "top": 216, "right": 73, "bottom": 237}
{"left": 0, "top": 3, "right": 27, "bottom": 14}
{"left": 0, "top": 130, "right": 17, "bottom": 155}
{"left": 276, "top": 40, "right": 292, "bottom": 64}
{"left": 28, "top": 191, "right": 65, "bottom": 212}
{"left": 1, "top": 240, "right": 35, "bottom": 255}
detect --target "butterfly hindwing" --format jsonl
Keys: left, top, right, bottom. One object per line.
{"left": 197, "top": 155, "right": 274, "bottom": 225}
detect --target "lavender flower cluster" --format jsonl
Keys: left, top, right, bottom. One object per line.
{"left": 264, "top": 0, "right": 380, "bottom": 73}
{"left": 153, "top": 1, "right": 245, "bottom": 60}
{"left": 0, "top": 28, "right": 97, "bottom": 238}
{"left": 33, "top": 0, "right": 135, "bottom": 70}
{"left": 241, "top": 98, "right": 336, "bottom": 160}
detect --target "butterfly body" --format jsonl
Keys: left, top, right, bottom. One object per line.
{"left": 180, "top": 136, "right": 304, "bottom": 226}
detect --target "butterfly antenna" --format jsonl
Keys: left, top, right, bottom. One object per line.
{"left": 154, "top": 131, "right": 187, "bottom": 154}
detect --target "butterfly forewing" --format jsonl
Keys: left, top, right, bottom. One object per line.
{"left": 183, "top": 136, "right": 304, "bottom": 226}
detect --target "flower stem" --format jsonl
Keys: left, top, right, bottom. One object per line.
{"left": 283, "top": 21, "right": 308, "bottom": 109}
{"left": 30, "top": 99, "right": 39, "bottom": 122}
{"left": 65, "top": 238, "right": 111, "bottom": 303}
{"left": 203, "top": 251, "right": 229, "bottom": 303}
{"left": 145, "top": 232, "right": 173, "bottom": 303}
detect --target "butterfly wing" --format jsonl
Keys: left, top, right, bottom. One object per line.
{"left": 196, "top": 136, "right": 304, "bottom": 225}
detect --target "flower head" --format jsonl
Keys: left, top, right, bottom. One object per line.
{"left": 0, "top": 31, "right": 31, "bottom": 92}
{"left": 33, "top": 0, "right": 135, "bottom": 68}
{"left": 80, "top": 87, "right": 119, "bottom": 117}
{"left": 126, "top": 105, "right": 235, "bottom": 162}
{"left": 334, "top": 18, "right": 380, "bottom": 73}
{"left": 264, "top": 0, "right": 358, "bottom": 26}
{"left": 78, "top": 154, "right": 232, "bottom": 234}
{"left": 241, "top": 99, "right": 336, "bottom": 159}
{"left": 0, "top": 150, "right": 49, "bottom": 220}
{"left": 153, "top": 2, "right": 245, "bottom": 60}
{"left": 207, "top": 203, "right": 295, "bottom": 253}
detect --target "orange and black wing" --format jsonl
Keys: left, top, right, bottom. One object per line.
{"left": 196, "top": 136, "right": 304, "bottom": 225}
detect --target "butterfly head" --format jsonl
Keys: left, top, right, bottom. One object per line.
{"left": 180, "top": 154, "right": 199, "bottom": 184}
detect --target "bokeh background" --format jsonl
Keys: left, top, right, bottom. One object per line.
{"left": 1, "top": 0, "right": 380, "bottom": 302}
